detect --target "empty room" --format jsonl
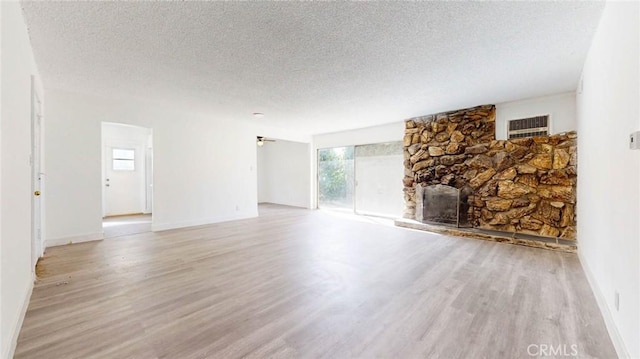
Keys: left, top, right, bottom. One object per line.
{"left": 1, "top": 1, "right": 638, "bottom": 358}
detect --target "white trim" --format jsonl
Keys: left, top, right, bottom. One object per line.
{"left": 4, "top": 273, "right": 34, "bottom": 359}
{"left": 30, "top": 75, "right": 44, "bottom": 274}
{"left": 152, "top": 213, "right": 257, "bottom": 232}
{"left": 578, "top": 250, "right": 630, "bottom": 358}
{"left": 45, "top": 231, "right": 103, "bottom": 247}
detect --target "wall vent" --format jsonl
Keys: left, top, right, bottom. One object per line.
{"left": 508, "top": 115, "right": 549, "bottom": 139}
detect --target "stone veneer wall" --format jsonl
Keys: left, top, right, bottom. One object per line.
{"left": 403, "top": 105, "right": 577, "bottom": 240}
{"left": 402, "top": 105, "right": 496, "bottom": 217}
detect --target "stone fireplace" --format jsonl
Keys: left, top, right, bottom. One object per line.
{"left": 402, "top": 105, "right": 577, "bottom": 243}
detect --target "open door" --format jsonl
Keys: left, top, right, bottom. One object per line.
{"left": 31, "top": 76, "right": 44, "bottom": 267}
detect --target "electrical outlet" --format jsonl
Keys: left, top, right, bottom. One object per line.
{"left": 235, "top": 205, "right": 240, "bottom": 211}
{"left": 615, "top": 291, "right": 620, "bottom": 311}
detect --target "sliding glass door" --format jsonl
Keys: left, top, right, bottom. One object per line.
{"left": 318, "top": 142, "right": 403, "bottom": 217}
{"left": 354, "top": 142, "right": 404, "bottom": 217}
{"left": 318, "top": 146, "right": 354, "bottom": 210}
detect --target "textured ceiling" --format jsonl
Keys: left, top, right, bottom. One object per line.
{"left": 21, "top": 1, "right": 604, "bottom": 135}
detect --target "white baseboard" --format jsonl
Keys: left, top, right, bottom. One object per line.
{"left": 45, "top": 231, "right": 103, "bottom": 248}
{"left": 4, "top": 273, "right": 34, "bottom": 359}
{"left": 152, "top": 212, "right": 257, "bottom": 232}
{"left": 578, "top": 250, "right": 630, "bottom": 358}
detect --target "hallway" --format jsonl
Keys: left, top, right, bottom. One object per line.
{"left": 103, "top": 214, "right": 152, "bottom": 239}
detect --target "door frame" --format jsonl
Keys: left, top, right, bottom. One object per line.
{"left": 30, "top": 76, "right": 44, "bottom": 269}
{"left": 101, "top": 122, "right": 154, "bottom": 218}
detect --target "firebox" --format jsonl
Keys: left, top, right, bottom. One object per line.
{"left": 417, "top": 184, "right": 471, "bottom": 228}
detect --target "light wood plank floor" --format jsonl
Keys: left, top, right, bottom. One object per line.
{"left": 16, "top": 204, "right": 616, "bottom": 358}
{"left": 103, "top": 214, "right": 152, "bottom": 239}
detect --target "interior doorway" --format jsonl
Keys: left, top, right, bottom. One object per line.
{"left": 101, "top": 122, "right": 153, "bottom": 238}
{"left": 256, "top": 137, "right": 311, "bottom": 211}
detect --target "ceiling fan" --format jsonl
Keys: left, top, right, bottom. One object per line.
{"left": 256, "top": 136, "right": 276, "bottom": 147}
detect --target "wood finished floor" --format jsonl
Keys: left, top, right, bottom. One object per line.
{"left": 16, "top": 204, "right": 616, "bottom": 358}
{"left": 103, "top": 214, "right": 152, "bottom": 239}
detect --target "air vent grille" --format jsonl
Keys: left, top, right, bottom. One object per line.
{"left": 508, "top": 115, "right": 549, "bottom": 139}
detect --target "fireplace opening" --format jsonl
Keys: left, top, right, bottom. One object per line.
{"left": 417, "top": 184, "right": 471, "bottom": 228}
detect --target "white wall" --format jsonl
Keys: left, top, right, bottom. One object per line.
{"left": 312, "top": 122, "right": 404, "bottom": 209}
{"left": 257, "top": 145, "right": 267, "bottom": 203}
{"left": 495, "top": 92, "right": 576, "bottom": 140}
{"left": 576, "top": 2, "right": 639, "bottom": 358}
{"left": 313, "top": 121, "right": 405, "bottom": 150}
{"left": 253, "top": 123, "right": 311, "bottom": 144}
{"left": 0, "top": 0, "right": 3, "bottom": 352}
{"left": 0, "top": 2, "right": 41, "bottom": 358}
{"left": 45, "top": 89, "right": 260, "bottom": 245}
{"left": 0, "top": 0, "right": 4, "bottom": 353}
{"left": 257, "top": 139, "right": 311, "bottom": 208}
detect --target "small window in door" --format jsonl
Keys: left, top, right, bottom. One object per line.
{"left": 113, "top": 148, "right": 135, "bottom": 171}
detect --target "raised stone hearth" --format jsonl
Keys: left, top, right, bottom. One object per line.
{"left": 394, "top": 218, "right": 577, "bottom": 253}
{"left": 402, "top": 104, "right": 577, "bottom": 246}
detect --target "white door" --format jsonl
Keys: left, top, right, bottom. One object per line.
{"left": 31, "top": 77, "right": 43, "bottom": 267}
{"left": 104, "top": 146, "right": 145, "bottom": 216}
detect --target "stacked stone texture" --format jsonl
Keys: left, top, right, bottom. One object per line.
{"left": 403, "top": 104, "right": 577, "bottom": 240}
